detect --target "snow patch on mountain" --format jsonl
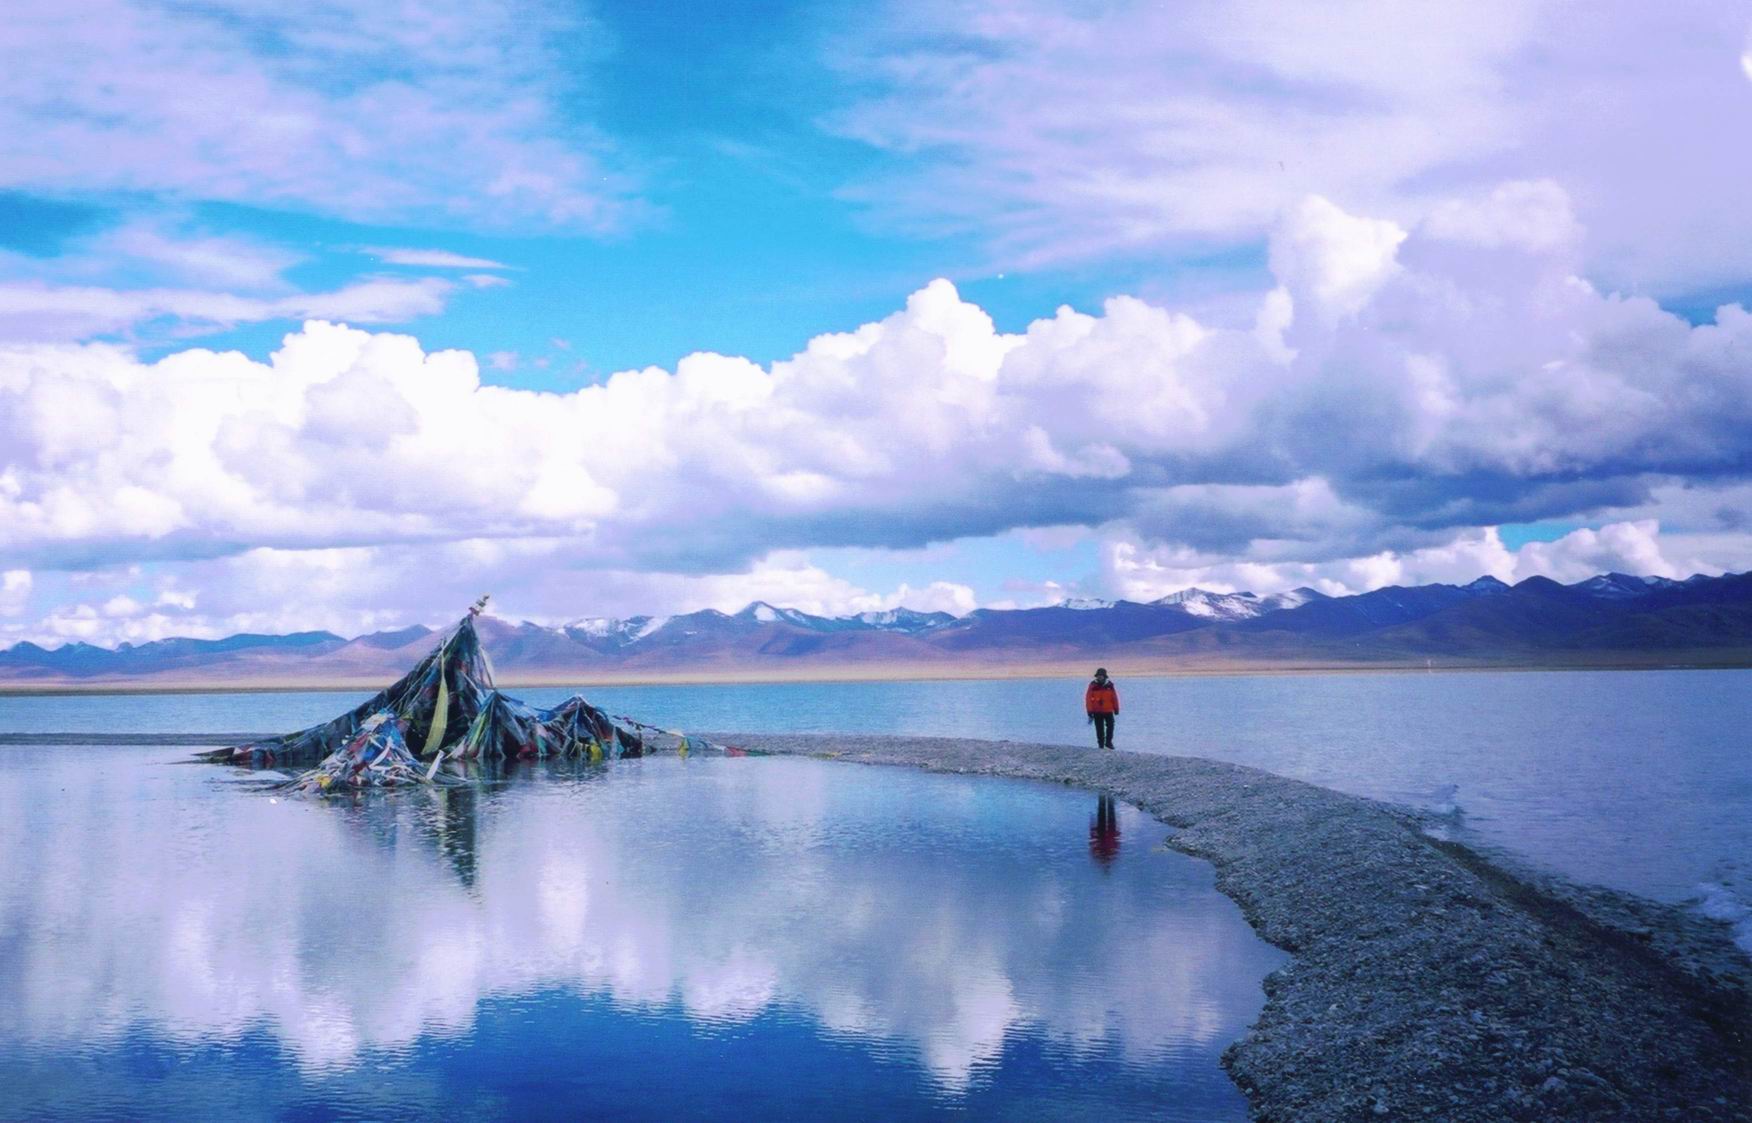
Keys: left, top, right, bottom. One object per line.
{"left": 738, "top": 602, "right": 848, "bottom": 630}
{"left": 1261, "top": 586, "right": 1329, "bottom": 611}
{"left": 1154, "top": 588, "right": 1265, "bottom": 620}
{"left": 1571, "top": 572, "right": 1680, "bottom": 599}
{"left": 1152, "top": 585, "right": 1330, "bottom": 620}
{"left": 565, "top": 614, "right": 671, "bottom": 646}
{"left": 855, "top": 608, "right": 955, "bottom": 633}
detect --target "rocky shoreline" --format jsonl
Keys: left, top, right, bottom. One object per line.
{"left": 721, "top": 733, "right": 1751, "bottom": 1121}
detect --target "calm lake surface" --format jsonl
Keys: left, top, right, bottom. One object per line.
{"left": 4, "top": 668, "right": 1747, "bottom": 906}
{"left": 0, "top": 748, "right": 1283, "bottom": 1122}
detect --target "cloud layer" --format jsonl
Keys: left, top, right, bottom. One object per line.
{"left": 1, "top": 755, "right": 1274, "bottom": 1097}
{"left": 832, "top": 1, "right": 1752, "bottom": 292}
{"left": 4, "top": 183, "right": 1751, "bottom": 640}
{"left": 0, "top": 276, "right": 455, "bottom": 344}
{"left": 0, "top": 0, "right": 634, "bottom": 231}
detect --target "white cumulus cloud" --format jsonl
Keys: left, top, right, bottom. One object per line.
{"left": 1102, "top": 520, "right": 1693, "bottom": 603}
{"left": 0, "top": 570, "right": 30, "bottom": 617}
{"left": 5, "top": 185, "right": 1752, "bottom": 640}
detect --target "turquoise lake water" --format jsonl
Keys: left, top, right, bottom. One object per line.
{"left": 0, "top": 748, "right": 1283, "bottom": 1122}
{"left": 3, "top": 668, "right": 1747, "bottom": 905}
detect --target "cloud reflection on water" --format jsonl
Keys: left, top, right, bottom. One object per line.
{"left": 0, "top": 751, "right": 1282, "bottom": 1092}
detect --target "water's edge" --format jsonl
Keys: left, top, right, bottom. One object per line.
{"left": 716, "top": 733, "right": 1751, "bottom": 1122}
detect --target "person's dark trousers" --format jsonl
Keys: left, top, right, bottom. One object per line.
{"left": 1092, "top": 713, "right": 1115, "bottom": 749}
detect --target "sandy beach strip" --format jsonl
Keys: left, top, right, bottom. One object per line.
{"left": 719, "top": 733, "right": 1751, "bottom": 1122}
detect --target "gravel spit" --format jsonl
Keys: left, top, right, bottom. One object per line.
{"left": 720, "top": 733, "right": 1752, "bottom": 1122}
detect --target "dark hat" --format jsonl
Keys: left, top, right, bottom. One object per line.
{"left": 1094, "top": 667, "right": 1108, "bottom": 677}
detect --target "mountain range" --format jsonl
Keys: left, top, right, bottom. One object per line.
{"left": 4, "top": 570, "right": 1750, "bottom": 687}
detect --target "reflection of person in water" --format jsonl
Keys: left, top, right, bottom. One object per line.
{"left": 1089, "top": 794, "right": 1121, "bottom": 867}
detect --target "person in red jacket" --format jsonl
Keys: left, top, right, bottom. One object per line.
{"left": 1084, "top": 667, "right": 1119, "bottom": 749}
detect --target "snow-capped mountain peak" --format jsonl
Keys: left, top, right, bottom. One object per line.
{"left": 564, "top": 614, "right": 670, "bottom": 647}
{"left": 1572, "top": 572, "right": 1680, "bottom": 599}
{"left": 1151, "top": 585, "right": 1328, "bottom": 620}
{"left": 1153, "top": 587, "right": 1261, "bottom": 620}
{"left": 1258, "top": 586, "right": 1328, "bottom": 612}
{"left": 853, "top": 608, "right": 956, "bottom": 633}
{"left": 1057, "top": 597, "right": 1114, "bottom": 610}
{"left": 738, "top": 601, "right": 818, "bottom": 626}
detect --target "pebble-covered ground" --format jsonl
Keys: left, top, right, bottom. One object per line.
{"left": 721, "top": 733, "right": 1752, "bottom": 1122}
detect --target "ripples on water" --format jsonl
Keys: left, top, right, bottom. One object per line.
{"left": 0, "top": 750, "right": 1284, "bottom": 1121}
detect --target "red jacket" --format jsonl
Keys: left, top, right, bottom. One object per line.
{"left": 1085, "top": 680, "right": 1119, "bottom": 715}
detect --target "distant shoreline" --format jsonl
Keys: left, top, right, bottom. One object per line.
{"left": 1, "top": 656, "right": 1748, "bottom": 696}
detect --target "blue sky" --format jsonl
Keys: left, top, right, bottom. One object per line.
{"left": 2, "top": 1, "right": 1752, "bottom": 643}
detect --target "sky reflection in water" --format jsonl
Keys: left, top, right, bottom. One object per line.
{"left": 0, "top": 749, "right": 1284, "bottom": 1121}
{"left": 5, "top": 668, "right": 1746, "bottom": 903}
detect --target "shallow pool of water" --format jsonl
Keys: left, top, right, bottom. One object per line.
{"left": 0, "top": 748, "right": 1283, "bottom": 1121}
